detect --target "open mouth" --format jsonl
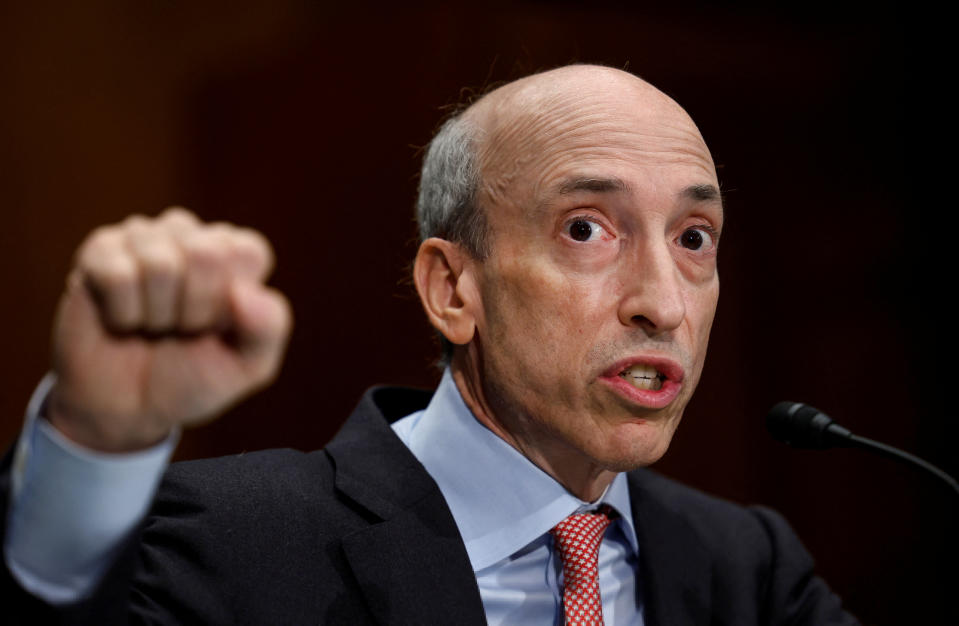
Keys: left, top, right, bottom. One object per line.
{"left": 618, "top": 363, "right": 666, "bottom": 391}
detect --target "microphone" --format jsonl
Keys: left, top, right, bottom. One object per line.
{"left": 767, "top": 401, "right": 959, "bottom": 498}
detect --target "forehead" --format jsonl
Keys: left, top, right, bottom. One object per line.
{"left": 472, "top": 70, "right": 718, "bottom": 211}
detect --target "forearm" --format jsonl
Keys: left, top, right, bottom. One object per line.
{"left": 3, "top": 374, "right": 176, "bottom": 605}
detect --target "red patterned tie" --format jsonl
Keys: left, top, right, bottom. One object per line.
{"left": 551, "top": 508, "right": 613, "bottom": 626}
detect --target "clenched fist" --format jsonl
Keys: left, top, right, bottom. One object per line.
{"left": 47, "top": 208, "right": 292, "bottom": 452}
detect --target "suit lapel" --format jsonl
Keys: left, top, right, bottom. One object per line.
{"left": 340, "top": 494, "right": 486, "bottom": 625}
{"left": 628, "top": 470, "right": 712, "bottom": 626}
{"left": 327, "top": 387, "right": 486, "bottom": 625}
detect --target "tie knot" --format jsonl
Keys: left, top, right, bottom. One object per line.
{"left": 551, "top": 507, "right": 613, "bottom": 557}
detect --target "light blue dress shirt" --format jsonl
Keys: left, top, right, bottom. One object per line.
{"left": 392, "top": 369, "right": 644, "bottom": 625}
{"left": 6, "top": 371, "right": 644, "bottom": 624}
{"left": 4, "top": 374, "right": 177, "bottom": 603}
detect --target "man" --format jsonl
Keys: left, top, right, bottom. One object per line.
{"left": 1, "top": 65, "right": 856, "bottom": 623}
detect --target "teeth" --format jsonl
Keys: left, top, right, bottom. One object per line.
{"left": 619, "top": 364, "right": 664, "bottom": 391}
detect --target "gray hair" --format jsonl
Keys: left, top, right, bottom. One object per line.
{"left": 416, "top": 112, "right": 488, "bottom": 363}
{"left": 416, "top": 113, "right": 488, "bottom": 258}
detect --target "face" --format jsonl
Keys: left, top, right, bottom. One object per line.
{"left": 461, "top": 70, "right": 722, "bottom": 478}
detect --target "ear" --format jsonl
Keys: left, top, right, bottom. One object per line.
{"left": 413, "top": 238, "right": 479, "bottom": 346}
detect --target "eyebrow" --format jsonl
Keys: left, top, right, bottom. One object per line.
{"left": 682, "top": 183, "right": 722, "bottom": 203}
{"left": 558, "top": 177, "right": 630, "bottom": 195}
{"left": 550, "top": 177, "right": 724, "bottom": 216}
{"left": 557, "top": 178, "right": 721, "bottom": 203}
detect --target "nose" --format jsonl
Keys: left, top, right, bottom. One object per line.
{"left": 617, "top": 239, "right": 686, "bottom": 335}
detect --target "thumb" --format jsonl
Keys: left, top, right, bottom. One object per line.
{"left": 228, "top": 279, "right": 293, "bottom": 384}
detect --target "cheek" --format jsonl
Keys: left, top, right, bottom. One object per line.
{"left": 487, "top": 261, "right": 614, "bottom": 349}
{"left": 478, "top": 263, "right": 608, "bottom": 399}
{"left": 694, "top": 279, "right": 719, "bottom": 334}
{"left": 684, "top": 280, "right": 719, "bottom": 371}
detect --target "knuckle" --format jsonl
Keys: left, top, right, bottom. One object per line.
{"left": 77, "top": 227, "right": 120, "bottom": 262}
{"left": 236, "top": 228, "right": 272, "bottom": 258}
{"left": 160, "top": 206, "right": 201, "bottom": 232}
{"left": 122, "top": 214, "right": 150, "bottom": 231}
{"left": 138, "top": 243, "right": 182, "bottom": 279}
{"left": 232, "top": 229, "right": 275, "bottom": 276}
{"left": 94, "top": 270, "right": 141, "bottom": 329}
{"left": 97, "top": 261, "right": 139, "bottom": 293}
{"left": 80, "top": 239, "right": 137, "bottom": 287}
{"left": 180, "top": 260, "right": 228, "bottom": 330}
{"left": 183, "top": 230, "right": 230, "bottom": 267}
{"left": 160, "top": 206, "right": 196, "bottom": 220}
{"left": 208, "top": 221, "right": 235, "bottom": 234}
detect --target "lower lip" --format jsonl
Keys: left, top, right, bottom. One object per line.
{"left": 599, "top": 375, "right": 682, "bottom": 410}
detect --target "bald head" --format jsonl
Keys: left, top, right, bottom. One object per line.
{"left": 467, "top": 66, "right": 714, "bottom": 216}
{"left": 465, "top": 64, "right": 689, "bottom": 134}
{"left": 416, "top": 65, "right": 717, "bottom": 259}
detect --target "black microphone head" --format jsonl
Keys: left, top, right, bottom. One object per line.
{"left": 766, "top": 401, "right": 851, "bottom": 449}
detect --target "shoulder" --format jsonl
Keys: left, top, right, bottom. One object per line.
{"left": 153, "top": 382, "right": 432, "bottom": 521}
{"left": 627, "top": 468, "right": 857, "bottom": 625}
{"left": 151, "top": 447, "right": 369, "bottom": 540}
{"left": 627, "top": 467, "right": 812, "bottom": 575}
{"left": 135, "top": 449, "right": 383, "bottom": 622}
{"left": 628, "top": 468, "right": 792, "bottom": 550}
{"left": 160, "top": 448, "right": 334, "bottom": 506}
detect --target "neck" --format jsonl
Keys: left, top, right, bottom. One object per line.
{"left": 450, "top": 353, "right": 617, "bottom": 502}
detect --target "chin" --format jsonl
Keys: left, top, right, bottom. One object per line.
{"left": 594, "top": 423, "right": 676, "bottom": 472}
{"left": 601, "top": 448, "right": 668, "bottom": 472}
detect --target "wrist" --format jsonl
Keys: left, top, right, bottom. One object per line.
{"left": 45, "top": 385, "right": 171, "bottom": 453}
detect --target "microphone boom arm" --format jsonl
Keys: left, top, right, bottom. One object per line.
{"left": 842, "top": 430, "right": 959, "bottom": 497}
{"left": 767, "top": 401, "right": 959, "bottom": 498}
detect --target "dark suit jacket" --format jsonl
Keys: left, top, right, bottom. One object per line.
{"left": 1, "top": 386, "right": 857, "bottom": 625}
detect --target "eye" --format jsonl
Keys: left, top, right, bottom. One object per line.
{"left": 567, "top": 218, "right": 609, "bottom": 243}
{"left": 678, "top": 226, "right": 715, "bottom": 251}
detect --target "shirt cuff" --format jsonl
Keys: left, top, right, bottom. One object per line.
{"left": 4, "top": 373, "right": 178, "bottom": 604}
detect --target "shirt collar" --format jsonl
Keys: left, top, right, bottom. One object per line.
{"left": 392, "top": 369, "right": 638, "bottom": 572}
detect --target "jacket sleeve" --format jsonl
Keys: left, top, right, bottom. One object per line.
{"left": 1, "top": 443, "right": 147, "bottom": 626}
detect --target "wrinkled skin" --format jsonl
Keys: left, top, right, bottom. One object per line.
{"left": 416, "top": 66, "right": 723, "bottom": 500}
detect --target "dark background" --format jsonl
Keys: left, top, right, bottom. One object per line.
{"left": 1, "top": 2, "right": 953, "bottom": 623}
